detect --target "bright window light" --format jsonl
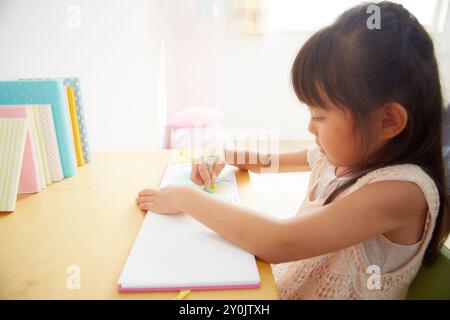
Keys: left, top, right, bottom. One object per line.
{"left": 267, "top": 0, "right": 443, "bottom": 32}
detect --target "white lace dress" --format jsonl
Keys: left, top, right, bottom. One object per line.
{"left": 271, "top": 144, "right": 440, "bottom": 300}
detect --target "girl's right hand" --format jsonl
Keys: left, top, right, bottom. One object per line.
{"left": 190, "top": 153, "right": 225, "bottom": 190}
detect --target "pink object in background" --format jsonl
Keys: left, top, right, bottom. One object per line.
{"left": 164, "top": 107, "right": 234, "bottom": 150}
{"left": 166, "top": 107, "right": 224, "bottom": 129}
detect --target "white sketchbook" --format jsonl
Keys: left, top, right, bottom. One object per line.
{"left": 118, "top": 163, "right": 260, "bottom": 292}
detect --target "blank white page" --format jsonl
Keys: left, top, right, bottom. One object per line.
{"left": 118, "top": 163, "right": 260, "bottom": 291}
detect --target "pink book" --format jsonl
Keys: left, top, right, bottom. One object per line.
{"left": 0, "top": 107, "right": 40, "bottom": 193}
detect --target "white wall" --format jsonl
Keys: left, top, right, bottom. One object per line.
{"left": 435, "top": 10, "right": 450, "bottom": 105}
{"left": 162, "top": 0, "right": 314, "bottom": 142}
{"left": 0, "top": 0, "right": 164, "bottom": 150}
{"left": 213, "top": 12, "right": 314, "bottom": 141}
{"left": 164, "top": 0, "right": 450, "bottom": 143}
{"left": 1, "top": 0, "right": 448, "bottom": 150}
{"left": 223, "top": 1, "right": 450, "bottom": 136}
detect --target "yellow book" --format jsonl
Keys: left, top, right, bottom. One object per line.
{"left": 66, "top": 87, "right": 85, "bottom": 166}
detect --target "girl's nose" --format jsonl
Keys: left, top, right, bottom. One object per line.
{"left": 308, "top": 119, "right": 317, "bottom": 136}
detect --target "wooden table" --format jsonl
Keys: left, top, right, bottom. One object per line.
{"left": 0, "top": 150, "right": 278, "bottom": 299}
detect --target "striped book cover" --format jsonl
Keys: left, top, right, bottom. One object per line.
{"left": 0, "top": 106, "right": 42, "bottom": 193}
{"left": 0, "top": 118, "right": 28, "bottom": 211}
{"left": 0, "top": 80, "right": 77, "bottom": 177}
{"left": 0, "top": 105, "right": 47, "bottom": 190}
{"left": 35, "top": 105, "right": 64, "bottom": 182}
{"left": 30, "top": 105, "right": 52, "bottom": 186}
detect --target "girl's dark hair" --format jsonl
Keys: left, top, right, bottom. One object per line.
{"left": 291, "top": 1, "right": 449, "bottom": 265}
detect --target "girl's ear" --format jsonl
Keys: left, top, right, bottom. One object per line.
{"left": 375, "top": 102, "right": 408, "bottom": 140}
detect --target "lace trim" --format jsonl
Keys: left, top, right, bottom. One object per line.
{"left": 275, "top": 150, "right": 440, "bottom": 300}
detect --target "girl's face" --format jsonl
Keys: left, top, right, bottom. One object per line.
{"left": 307, "top": 103, "right": 378, "bottom": 170}
{"left": 308, "top": 105, "right": 355, "bottom": 168}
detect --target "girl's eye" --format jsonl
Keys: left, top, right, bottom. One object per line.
{"left": 312, "top": 116, "right": 325, "bottom": 121}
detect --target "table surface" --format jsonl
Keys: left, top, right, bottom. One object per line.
{"left": 0, "top": 150, "right": 278, "bottom": 299}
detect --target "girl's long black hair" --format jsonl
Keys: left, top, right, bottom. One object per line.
{"left": 291, "top": 1, "right": 449, "bottom": 265}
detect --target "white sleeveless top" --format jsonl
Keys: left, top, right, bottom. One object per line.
{"left": 271, "top": 143, "right": 440, "bottom": 299}
{"left": 312, "top": 152, "right": 420, "bottom": 273}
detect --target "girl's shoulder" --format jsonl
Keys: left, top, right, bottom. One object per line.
{"left": 351, "top": 163, "right": 440, "bottom": 219}
{"left": 356, "top": 164, "right": 437, "bottom": 192}
{"left": 305, "top": 143, "right": 440, "bottom": 218}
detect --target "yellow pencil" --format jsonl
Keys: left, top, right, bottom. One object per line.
{"left": 178, "top": 151, "right": 216, "bottom": 193}
{"left": 173, "top": 290, "right": 191, "bottom": 300}
{"left": 179, "top": 150, "right": 194, "bottom": 161}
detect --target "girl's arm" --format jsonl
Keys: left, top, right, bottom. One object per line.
{"left": 137, "top": 180, "right": 427, "bottom": 264}
{"left": 223, "top": 148, "right": 311, "bottom": 173}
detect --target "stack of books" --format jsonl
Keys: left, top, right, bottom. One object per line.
{"left": 0, "top": 78, "right": 91, "bottom": 212}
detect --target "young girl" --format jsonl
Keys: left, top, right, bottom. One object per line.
{"left": 135, "top": 1, "right": 449, "bottom": 299}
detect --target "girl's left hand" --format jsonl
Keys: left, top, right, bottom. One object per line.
{"left": 135, "top": 185, "right": 188, "bottom": 215}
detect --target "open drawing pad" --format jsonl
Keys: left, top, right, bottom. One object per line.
{"left": 117, "top": 163, "right": 260, "bottom": 292}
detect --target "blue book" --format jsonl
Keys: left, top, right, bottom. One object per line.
{"left": 0, "top": 80, "right": 77, "bottom": 177}
{"left": 21, "top": 77, "right": 91, "bottom": 163}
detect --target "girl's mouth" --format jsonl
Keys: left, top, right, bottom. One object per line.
{"left": 317, "top": 143, "right": 324, "bottom": 153}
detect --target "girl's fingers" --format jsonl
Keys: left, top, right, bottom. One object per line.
{"left": 138, "top": 198, "right": 155, "bottom": 210}
{"left": 198, "top": 164, "right": 212, "bottom": 189}
{"left": 190, "top": 163, "right": 204, "bottom": 186}
{"left": 136, "top": 192, "right": 155, "bottom": 207}
{"left": 190, "top": 155, "right": 224, "bottom": 186}
{"left": 191, "top": 172, "right": 204, "bottom": 186}
{"left": 139, "top": 202, "right": 150, "bottom": 210}
{"left": 136, "top": 195, "right": 154, "bottom": 203}
{"left": 138, "top": 189, "right": 157, "bottom": 196}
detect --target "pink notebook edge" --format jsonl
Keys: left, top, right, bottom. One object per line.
{"left": 117, "top": 282, "right": 260, "bottom": 293}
